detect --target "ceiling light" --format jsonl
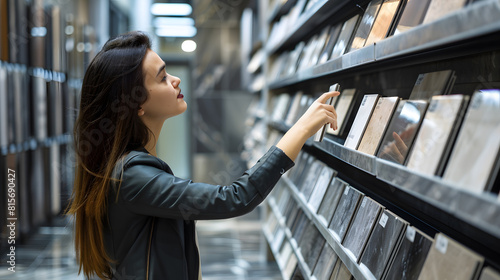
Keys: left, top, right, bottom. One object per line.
{"left": 156, "top": 26, "right": 197, "bottom": 37}
{"left": 151, "top": 3, "right": 192, "bottom": 16}
{"left": 154, "top": 17, "right": 195, "bottom": 27}
{"left": 181, "top": 40, "right": 197, "bottom": 52}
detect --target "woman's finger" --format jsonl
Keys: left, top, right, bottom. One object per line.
{"left": 317, "top": 91, "right": 340, "bottom": 104}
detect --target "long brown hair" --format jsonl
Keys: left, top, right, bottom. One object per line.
{"left": 66, "top": 31, "right": 152, "bottom": 279}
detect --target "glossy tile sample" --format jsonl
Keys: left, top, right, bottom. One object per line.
{"left": 385, "top": 226, "right": 433, "bottom": 280}
{"left": 308, "top": 165, "right": 336, "bottom": 212}
{"left": 365, "top": 0, "right": 402, "bottom": 46}
{"left": 318, "top": 24, "right": 342, "bottom": 64}
{"left": 317, "top": 178, "right": 348, "bottom": 226}
{"left": 394, "top": 0, "right": 432, "bottom": 34}
{"left": 329, "top": 186, "right": 363, "bottom": 242}
{"left": 312, "top": 243, "right": 338, "bottom": 280}
{"left": 359, "top": 210, "right": 407, "bottom": 279}
{"left": 349, "top": 0, "right": 384, "bottom": 51}
{"left": 300, "top": 159, "right": 324, "bottom": 199}
{"left": 418, "top": 233, "right": 484, "bottom": 280}
{"left": 331, "top": 260, "right": 353, "bottom": 280}
{"left": 479, "top": 267, "right": 500, "bottom": 280}
{"left": 345, "top": 94, "right": 380, "bottom": 149}
{"left": 358, "top": 96, "right": 399, "bottom": 155}
{"left": 377, "top": 100, "right": 428, "bottom": 164}
{"left": 443, "top": 89, "right": 500, "bottom": 192}
{"left": 327, "top": 88, "right": 357, "bottom": 136}
{"left": 331, "top": 15, "right": 360, "bottom": 59}
{"left": 422, "top": 0, "right": 468, "bottom": 24}
{"left": 406, "top": 95, "right": 468, "bottom": 176}
{"left": 408, "top": 70, "right": 455, "bottom": 100}
{"left": 342, "top": 196, "right": 383, "bottom": 262}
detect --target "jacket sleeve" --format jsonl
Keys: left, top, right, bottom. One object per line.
{"left": 114, "top": 146, "right": 294, "bottom": 220}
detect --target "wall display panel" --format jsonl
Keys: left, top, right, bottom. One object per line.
{"left": 365, "top": 0, "right": 403, "bottom": 46}
{"left": 328, "top": 186, "right": 363, "bottom": 242}
{"left": 342, "top": 196, "right": 383, "bottom": 262}
{"left": 385, "top": 226, "right": 433, "bottom": 280}
{"left": 344, "top": 94, "right": 380, "bottom": 150}
{"left": 359, "top": 210, "right": 407, "bottom": 280}
{"left": 284, "top": 253, "right": 299, "bottom": 280}
{"left": 309, "top": 25, "right": 332, "bottom": 67}
{"left": 317, "top": 177, "right": 347, "bottom": 226}
{"left": 406, "top": 94, "right": 468, "bottom": 176}
{"left": 348, "top": 0, "right": 384, "bottom": 52}
{"left": 299, "top": 225, "right": 325, "bottom": 271}
{"left": 408, "top": 70, "right": 455, "bottom": 100}
{"left": 376, "top": 100, "right": 428, "bottom": 164}
{"left": 393, "top": 0, "right": 432, "bottom": 35}
{"left": 6, "top": 65, "right": 16, "bottom": 145}
{"left": 8, "top": 0, "right": 29, "bottom": 64}
{"left": 357, "top": 96, "right": 400, "bottom": 155}
{"left": 30, "top": 0, "right": 46, "bottom": 68}
{"left": 443, "top": 89, "right": 500, "bottom": 193}
{"left": 418, "top": 233, "right": 484, "bottom": 280}
{"left": 331, "top": 15, "right": 360, "bottom": 60}
{"left": 422, "top": 0, "right": 469, "bottom": 24}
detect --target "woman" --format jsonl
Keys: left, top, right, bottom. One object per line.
{"left": 66, "top": 31, "right": 339, "bottom": 280}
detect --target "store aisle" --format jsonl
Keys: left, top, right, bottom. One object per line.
{"left": 0, "top": 209, "right": 281, "bottom": 280}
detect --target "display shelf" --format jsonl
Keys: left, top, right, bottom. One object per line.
{"left": 375, "top": 158, "right": 500, "bottom": 240}
{"left": 281, "top": 176, "right": 371, "bottom": 280}
{"left": 267, "top": 0, "right": 500, "bottom": 90}
{"left": 266, "top": 197, "right": 312, "bottom": 280}
{"left": 267, "top": 0, "right": 357, "bottom": 55}
{"left": 314, "top": 138, "right": 376, "bottom": 175}
{"left": 375, "top": 0, "right": 500, "bottom": 61}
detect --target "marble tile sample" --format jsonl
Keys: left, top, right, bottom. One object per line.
{"left": 331, "top": 15, "right": 360, "bottom": 59}
{"left": 385, "top": 226, "right": 433, "bottom": 280}
{"left": 308, "top": 165, "right": 336, "bottom": 212}
{"left": 365, "top": 0, "right": 403, "bottom": 46}
{"left": 349, "top": 0, "right": 384, "bottom": 51}
{"left": 406, "top": 94, "right": 468, "bottom": 176}
{"left": 344, "top": 94, "right": 380, "bottom": 149}
{"left": 377, "top": 100, "right": 428, "bottom": 164}
{"left": 357, "top": 96, "right": 400, "bottom": 155}
{"left": 443, "top": 89, "right": 500, "bottom": 192}
{"left": 317, "top": 178, "right": 348, "bottom": 226}
{"left": 359, "top": 210, "right": 407, "bottom": 279}
{"left": 479, "top": 267, "right": 500, "bottom": 280}
{"left": 312, "top": 243, "right": 338, "bottom": 280}
{"left": 422, "top": 0, "right": 468, "bottom": 24}
{"left": 408, "top": 70, "right": 455, "bottom": 100}
{"left": 418, "top": 233, "right": 484, "bottom": 280}
{"left": 394, "top": 0, "right": 431, "bottom": 34}
{"left": 342, "top": 196, "right": 383, "bottom": 262}
{"left": 327, "top": 88, "right": 357, "bottom": 136}
{"left": 299, "top": 159, "right": 324, "bottom": 199}
{"left": 331, "top": 260, "right": 353, "bottom": 280}
{"left": 329, "top": 186, "right": 364, "bottom": 242}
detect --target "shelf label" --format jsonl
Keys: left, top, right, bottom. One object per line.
{"left": 435, "top": 234, "right": 448, "bottom": 255}
{"left": 344, "top": 187, "right": 350, "bottom": 196}
{"left": 379, "top": 213, "right": 388, "bottom": 228}
{"left": 406, "top": 227, "right": 416, "bottom": 242}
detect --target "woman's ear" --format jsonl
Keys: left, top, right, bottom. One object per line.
{"left": 138, "top": 107, "right": 145, "bottom": 116}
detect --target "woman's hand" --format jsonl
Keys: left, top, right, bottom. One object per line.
{"left": 276, "top": 91, "right": 340, "bottom": 161}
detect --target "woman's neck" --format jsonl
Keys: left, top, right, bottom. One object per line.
{"left": 142, "top": 119, "right": 164, "bottom": 157}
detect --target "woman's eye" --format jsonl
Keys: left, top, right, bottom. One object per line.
{"left": 161, "top": 76, "right": 166, "bottom": 81}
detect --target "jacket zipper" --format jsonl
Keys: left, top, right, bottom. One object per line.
{"left": 146, "top": 218, "right": 155, "bottom": 280}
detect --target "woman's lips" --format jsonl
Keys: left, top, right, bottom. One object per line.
{"left": 177, "top": 93, "right": 184, "bottom": 99}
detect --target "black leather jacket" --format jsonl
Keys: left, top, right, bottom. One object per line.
{"left": 104, "top": 146, "right": 294, "bottom": 280}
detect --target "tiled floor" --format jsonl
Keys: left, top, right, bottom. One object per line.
{"left": 0, "top": 208, "right": 281, "bottom": 279}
